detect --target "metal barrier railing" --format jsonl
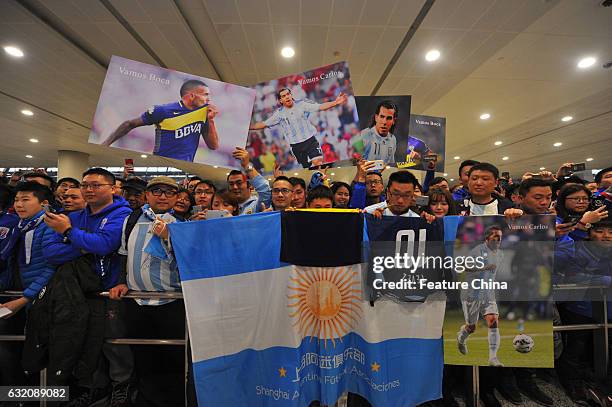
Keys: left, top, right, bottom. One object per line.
{"left": 1, "top": 287, "right": 610, "bottom": 407}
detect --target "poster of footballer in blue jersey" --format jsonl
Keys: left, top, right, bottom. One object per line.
{"left": 89, "top": 56, "right": 255, "bottom": 168}
{"left": 248, "top": 61, "right": 359, "bottom": 172}
{"left": 397, "top": 114, "right": 446, "bottom": 172}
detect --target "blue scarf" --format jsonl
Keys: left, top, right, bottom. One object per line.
{"left": 1, "top": 211, "right": 45, "bottom": 264}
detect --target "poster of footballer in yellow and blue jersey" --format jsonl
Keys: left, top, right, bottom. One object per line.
{"left": 89, "top": 55, "right": 255, "bottom": 168}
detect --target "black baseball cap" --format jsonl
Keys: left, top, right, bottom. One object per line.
{"left": 121, "top": 177, "right": 147, "bottom": 193}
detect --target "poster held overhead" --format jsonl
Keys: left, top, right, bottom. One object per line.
{"left": 397, "top": 114, "right": 446, "bottom": 172}
{"left": 89, "top": 55, "right": 256, "bottom": 169}
{"left": 354, "top": 96, "right": 412, "bottom": 166}
{"left": 248, "top": 62, "right": 360, "bottom": 173}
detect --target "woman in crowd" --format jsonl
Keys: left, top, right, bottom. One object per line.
{"left": 427, "top": 188, "right": 457, "bottom": 218}
{"left": 555, "top": 183, "right": 608, "bottom": 241}
{"left": 331, "top": 182, "right": 351, "bottom": 208}
{"left": 211, "top": 189, "right": 239, "bottom": 217}
{"left": 173, "top": 188, "right": 194, "bottom": 221}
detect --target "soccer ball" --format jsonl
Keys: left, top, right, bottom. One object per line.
{"left": 513, "top": 334, "right": 534, "bottom": 353}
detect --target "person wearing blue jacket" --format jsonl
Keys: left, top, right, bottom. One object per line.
{"left": 0, "top": 184, "right": 18, "bottom": 291}
{"left": 0, "top": 182, "right": 56, "bottom": 315}
{"left": 43, "top": 168, "right": 133, "bottom": 407}
{"left": 43, "top": 168, "right": 132, "bottom": 290}
{"left": 556, "top": 220, "right": 612, "bottom": 403}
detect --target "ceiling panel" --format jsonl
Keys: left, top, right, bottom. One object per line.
{"left": 268, "top": 0, "right": 299, "bottom": 25}
{"left": 203, "top": 0, "right": 241, "bottom": 24}
{"left": 301, "top": 0, "right": 332, "bottom": 26}
{"left": 359, "top": 0, "right": 398, "bottom": 26}
{"left": 331, "top": 0, "right": 365, "bottom": 26}
{"left": 236, "top": 0, "right": 269, "bottom": 24}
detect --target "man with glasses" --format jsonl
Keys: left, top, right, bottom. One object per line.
{"left": 44, "top": 167, "right": 133, "bottom": 407}
{"left": 109, "top": 176, "right": 186, "bottom": 407}
{"left": 121, "top": 177, "right": 147, "bottom": 211}
{"left": 227, "top": 147, "right": 271, "bottom": 215}
{"left": 348, "top": 160, "right": 382, "bottom": 209}
{"left": 364, "top": 171, "right": 421, "bottom": 217}
{"left": 270, "top": 176, "right": 294, "bottom": 211}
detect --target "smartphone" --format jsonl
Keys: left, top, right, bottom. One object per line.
{"left": 564, "top": 214, "right": 582, "bottom": 225}
{"left": 42, "top": 204, "right": 56, "bottom": 214}
{"left": 415, "top": 195, "right": 430, "bottom": 207}
{"left": 531, "top": 174, "right": 544, "bottom": 180}
{"left": 124, "top": 158, "right": 134, "bottom": 174}
{"left": 370, "top": 160, "right": 385, "bottom": 171}
{"left": 205, "top": 210, "right": 230, "bottom": 219}
{"left": 501, "top": 171, "right": 510, "bottom": 179}
{"left": 191, "top": 205, "right": 203, "bottom": 215}
{"left": 570, "top": 163, "right": 585, "bottom": 173}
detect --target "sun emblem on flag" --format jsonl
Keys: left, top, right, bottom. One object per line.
{"left": 287, "top": 266, "right": 362, "bottom": 348}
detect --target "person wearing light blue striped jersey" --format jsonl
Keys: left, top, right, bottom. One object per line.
{"left": 109, "top": 176, "right": 186, "bottom": 407}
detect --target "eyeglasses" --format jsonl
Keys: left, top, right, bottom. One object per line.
{"left": 566, "top": 197, "right": 589, "bottom": 202}
{"left": 149, "top": 188, "right": 178, "bottom": 197}
{"left": 366, "top": 180, "right": 382, "bottom": 186}
{"left": 388, "top": 191, "right": 413, "bottom": 200}
{"left": 272, "top": 188, "right": 292, "bottom": 195}
{"left": 194, "top": 189, "right": 214, "bottom": 196}
{"left": 80, "top": 183, "right": 112, "bottom": 190}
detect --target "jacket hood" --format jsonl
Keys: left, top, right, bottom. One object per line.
{"left": 85, "top": 195, "right": 131, "bottom": 218}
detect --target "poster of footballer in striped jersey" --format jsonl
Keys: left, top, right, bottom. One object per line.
{"left": 248, "top": 62, "right": 359, "bottom": 173}
{"left": 354, "top": 96, "right": 411, "bottom": 166}
{"left": 89, "top": 55, "right": 255, "bottom": 168}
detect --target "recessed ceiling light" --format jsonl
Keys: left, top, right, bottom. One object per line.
{"left": 494, "top": 141, "right": 502, "bottom": 146}
{"left": 21, "top": 109, "right": 33, "bottom": 116}
{"left": 425, "top": 49, "right": 440, "bottom": 62}
{"left": 25, "top": 155, "right": 32, "bottom": 158}
{"left": 293, "top": 172, "right": 299, "bottom": 176}
{"left": 4, "top": 46, "right": 24, "bottom": 58}
{"left": 480, "top": 113, "right": 491, "bottom": 120}
{"left": 29, "top": 138, "right": 38, "bottom": 143}
{"left": 443, "top": 173, "right": 448, "bottom": 176}
{"left": 267, "top": 178, "right": 272, "bottom": 181}
{"left": 330, "top": 173, "right": 335, "bottom": 176}
{"left": 213, "top": 165, "right": 218, "bottom": 168}
{"left": 281, "top": 47, "right": 295, "bottom": 58}
{"left": 140, "top": 154, "right": 147, "bottom": 158}
{"left": 450, "top": 178, "right": 455, "bottom": 182}
{"left": 453, "top": 156, "right": 460, "bottom": 160}
{"left": 561, "top": 115, "right": 573, "bottom": 122}
{"left": 586, "top": 157, "right": 594, "bottom": 162}
{"left": 226, "top": 172, "right": 230, "bottom": 176}
{"left": 502, "top": 156, "right": 509, "bottom": 161}
{"left": 577, "top": 56, "right": 596, "bottom": 69}
{"left": 540, "top": 167, "right": 546, "bottom": 170}
{"left": 337, "top": 167, "right": 341, "bottom": 169}
{"left": 553, "top": 142, "right": 563, "bottom": 147}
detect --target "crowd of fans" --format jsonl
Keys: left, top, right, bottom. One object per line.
{"left": 0, "top": 146, "right": 610, "bottom": 407}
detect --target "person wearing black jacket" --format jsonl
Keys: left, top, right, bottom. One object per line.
{"left": 456, "top": 163, "right": 515, "bottom": 216}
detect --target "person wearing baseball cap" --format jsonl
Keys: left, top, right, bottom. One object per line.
{"left": 121, "top": 177, "right": 147, "bottom": 211}
{"left": 110, "top": 174, "right": 185, "bottom": 407}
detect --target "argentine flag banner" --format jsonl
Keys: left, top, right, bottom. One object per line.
{"left": 169, "top": 211, "right": 445, "bottom": 406}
